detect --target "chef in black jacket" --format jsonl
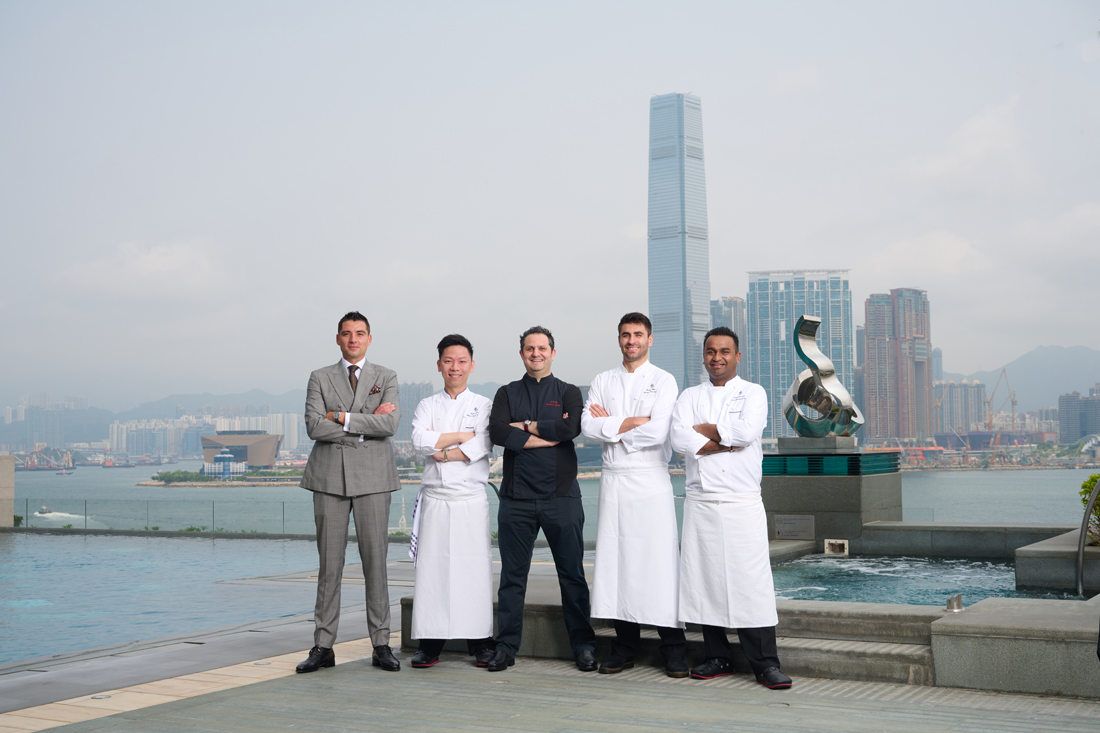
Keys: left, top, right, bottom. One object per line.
{"left": 484, "top": 325, "right": 597, "bottom": 673}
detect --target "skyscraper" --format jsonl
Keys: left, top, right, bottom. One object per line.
{"left": 744, "top": 270, "right": 854, "bottom": 439}
{"left": 864, "top": 288, "right": 934, "bottom": 442}
{"left": 711, "top": 296, "right": 747, "bottom": 339}
{"left": 647, "top": 93, "right": 711, "bottom": 391}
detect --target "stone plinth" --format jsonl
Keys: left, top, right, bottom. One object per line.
{"left": 0, "top": 456, "right": 13, "bottom": 528}
{"left": 762, "top": 443, "right": 901, "bottom": 553}
{"left": 931, "top": 596, "right": 1100, "bottom": 698}
{"left": 1015, "top": 529, "right": 1100, "bottom": 593}
{"left": 777, "top": 436, "right": 857, "bottom": 454}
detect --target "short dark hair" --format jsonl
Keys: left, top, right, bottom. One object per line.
{"left": 704, "top": 326, "right": 739, "bottom": 353}
{"left": 437, "top": 333, "right": 473, "bottom": 359}
{"left": 338, "top": 311, "right": 370, "bottom": 334}
{"left": 520, "top": 325, "right": 555, "bottom": 351}
{"left": 617, "top": 312, "right": 652, "bottom": 335}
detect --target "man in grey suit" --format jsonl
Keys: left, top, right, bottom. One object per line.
{"left": 296, "top": 311, "right": 403, "bottom": 673}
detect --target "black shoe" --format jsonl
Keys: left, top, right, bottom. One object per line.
{"left": 575, "top": 649, "right": 597, "bottom": 672}
{"left": 411, "top": 650, "right": 439, "bottom": 668}
{"left": 474, "top": 648, "right": 496, "bottom": 667}
{"left": 665, "top": 657, "right": 690, "bottom": 678}
{"left": 295, "top": 646, "right": 334, "bottom": 673}
{"left": 597, "top": 652, "right": 634, "bottom": 674}
{"left": 755, "top": 666, "right": 792, "bottom": 689}
{"left": 372, "top": 645, "right": 400, "bottom": 671}
{"left": 486, "top": 649, "right": 514, "bottom": 672}
{"left": 690, "top": 658, "right": 734, "bottom": 680}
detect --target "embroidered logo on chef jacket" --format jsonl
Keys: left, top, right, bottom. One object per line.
{"left": 729, "top": 391, "right": 746, "bottom": 417}
{"left": 641, "top": 383, "right": 658, "bottom": 395}
{"left": 463, "top": 407, "right": 479, "bottom": 431}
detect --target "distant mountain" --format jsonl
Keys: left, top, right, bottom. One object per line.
{"left": 116, "top": 389, "right": 307, "bottom": 420}
{"left": 955, "top": 345, "right": 1100, "bottom": 413}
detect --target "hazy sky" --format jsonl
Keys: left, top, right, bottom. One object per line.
{"left": 2, "top": 1, "right": 1098, "bottom": 411}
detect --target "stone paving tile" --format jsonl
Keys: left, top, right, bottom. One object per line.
{"left": 0, "top": 631, "right": 405, "bottom": 732}
{"left": 30, "top": 653, "right": 1100, "bottom": 733}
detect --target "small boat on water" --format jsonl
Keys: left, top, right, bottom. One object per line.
{"left": 56, "top": 470, "right": 73, "bottom": 476}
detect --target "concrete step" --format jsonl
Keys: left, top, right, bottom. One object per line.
{"left": 594, "top": 626, "right": 934, "bottom": 686}
{"left": 774, "top": 599, "right": 947, "bottom": 645}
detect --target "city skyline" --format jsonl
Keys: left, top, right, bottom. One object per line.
{"left": 1, "top": 4, "right": 1098, "bottom": 410}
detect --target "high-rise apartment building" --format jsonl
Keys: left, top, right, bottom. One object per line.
{"left": 1059, "top": 390, "right": 1100, "bottom": 444}
{"left": 397, "top": 382, "right": 435, "bottom": 441}
{"left": 864, "top": 288, "right": 934, "bottom": 442}
{"left": 935, "top": 380, "right": 986, "bottom": 434}
{"left": 710, "top": 296, "right": 747, "bottom": 338}
{"left": 744, "top": 270, "right": 854, "bottom": 439}
{"left": 647, "top": 93, "right": 711, "bottom": 391}
{"left": 932, "top": 348, "right": 943, "bottom": 381}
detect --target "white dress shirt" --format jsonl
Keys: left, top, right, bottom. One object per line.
{"left": 581, "top": 360, "right": 677, "bottom": 466}
{"left": 670, "top": 375, "right": 768, "bottom": 495}
{"left": 411, "top": 388, "right": 493, "bottom": 494}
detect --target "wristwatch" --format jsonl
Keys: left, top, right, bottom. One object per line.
{"left": 335, "top": 411, "right": 343, "bottom": 424}
{"left": 523, "top": 420, "right": 532, "bottom": 433}
{"left": 442, "top": 448, "right": 449, "bottom": 462}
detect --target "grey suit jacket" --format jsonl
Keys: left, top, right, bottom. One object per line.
{"left": 300, "top": 359, "right": 401, "bottom": 497}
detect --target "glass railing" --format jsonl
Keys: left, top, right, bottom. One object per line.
{"left": 13, "top": 485, "right": 681, "bottom": 542}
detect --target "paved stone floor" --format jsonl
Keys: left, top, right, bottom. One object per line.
{"left": 5, "top": 649, "right": 1100, "bottom": 733}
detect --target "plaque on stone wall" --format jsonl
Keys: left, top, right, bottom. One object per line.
{"left": 775, "top": 514, "right": 815, "bottom": 541}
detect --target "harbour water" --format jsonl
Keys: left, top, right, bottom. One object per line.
{"left": 12, "top": 462, "right": 1097, "bottom": 533}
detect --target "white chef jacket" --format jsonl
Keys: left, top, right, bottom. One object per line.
{"left": 581, "top": 360, "right": 676, "bottom": 466}
{"left": 411, "top": 388, "right": 492, "bottom": 490}
{"left": 669, "top": 376, "right": 767, "bottom": 495}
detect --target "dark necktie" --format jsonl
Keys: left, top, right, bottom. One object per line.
{"left": 348, "top": 365, "right": 359, "bottom": 393}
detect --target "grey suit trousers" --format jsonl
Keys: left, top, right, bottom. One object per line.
{"left": 312, "top": 490, "right": 392, "bottom": 648}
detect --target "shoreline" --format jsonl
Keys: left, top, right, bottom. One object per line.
{"left": 133, "top": 464, "right": 1095, "bottom": 487}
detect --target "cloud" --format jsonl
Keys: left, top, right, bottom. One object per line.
{"left": 1082, "top": 41, "right": 1100, "bottom": 63}
{"left": 58, "top": 240, "right": 227, "bottom": 303}
{"left": 771, "top": 67, "right": 826, "bottom": 96}
{"left": 902, "top": 98, "right": 1038, "bottom": 196}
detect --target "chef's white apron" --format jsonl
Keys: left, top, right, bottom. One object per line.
{"left": 678, "top": 491, "right": 778, "bottom": 629}
{"left": 591, "top": 463, "right": 682, "bottom": 628}
{"left": 410, "top": 485, "right": 493, "bottom": 640}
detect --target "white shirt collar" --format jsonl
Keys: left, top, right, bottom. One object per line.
{"left": 341, "top": 356, "right": 367, "bottom": 372}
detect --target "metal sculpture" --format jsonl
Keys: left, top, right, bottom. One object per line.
{"left": 781, "top": 315, "right": 865, "bottom": 438}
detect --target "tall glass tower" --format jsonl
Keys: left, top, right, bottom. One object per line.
{"left": 744, "top": 270, "right": 854, "bottom": 439}
{"left": 647, "top": 93, "right": 711, "bottom": 391}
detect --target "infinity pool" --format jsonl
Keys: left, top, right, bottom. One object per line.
{"left": 0, "top": 533, "right": 404, "bottom": 666}
{"left": 772, "top": 554, "right": 1076, "bottom": 604}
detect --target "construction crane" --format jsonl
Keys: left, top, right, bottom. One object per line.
{"left": 985, "top": 368, "right": 1017, "bottom": 433}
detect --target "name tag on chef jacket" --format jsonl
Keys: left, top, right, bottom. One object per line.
{"left": 463, "top": 407, "right": 480, "bottom": 431}
{"left": 728, "top": 392, "right": 746, "bottom": 418}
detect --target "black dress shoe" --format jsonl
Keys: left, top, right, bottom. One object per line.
{"left": 486, "top": 649, "right": 514, "bottom": 672}
{"left": 575, "top": 649, "right": 597, "bottom": 672}
{"left": 474, "top": 648, "right": 496, "bottom": 667}
{"left": 295, "top": 646, "right": 334, "bottom": 673}
{"left": 665, "top": 657, "right": 690, "bottom": 678}
{"left": 372, "top": 645, "right": 401, "bottom": 671}
{"left": 597, "top": 652, "right": 634, "bottom": 674}
{"left": 755, "top": 666, "right": 792, "bottom": 689}
{"left": 690, "top": 658, "right": 734, "bottom": 680}
{"left": 411, "top": 650, "right": 439, "bottom": 668}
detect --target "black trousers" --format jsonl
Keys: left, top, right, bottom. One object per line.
{"left": 611, "top": 619, "right": 687, "bottom": 662}
{"left": 418, "top": 637, "right": 495, "bottom": 656}
{"left": 495, "top": 494, "right": 596, "bottom": 657}
{"left": 702, "top": 625, "right": 781, "bottom": 675}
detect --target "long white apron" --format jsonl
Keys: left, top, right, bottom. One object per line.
{"left": 410, "top": 485, "right": 493, "bottom": 640}
{"left": 678, "top": 492, "right": 778, "bottom": 629}
{"left": 591, "top": 463, "right": 682, "bottom": 628}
